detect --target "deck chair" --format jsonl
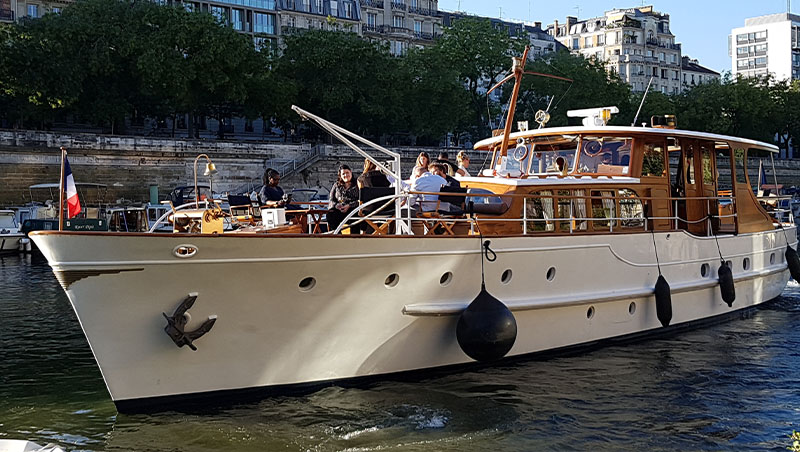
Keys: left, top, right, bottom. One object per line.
{"left": 359, "top": 187, "right": 396, "bottom": 235}
{"left": 228, "top": 194, "right": 257, "bottom": 225}
{"left": 416, "top": 185, "right": 468, "bottom": 235}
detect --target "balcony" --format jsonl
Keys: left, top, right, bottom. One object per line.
{"left": 386, "top": 26, "right": 411, "bottom": 35}
{"left": 359, "top": 0, "right": 384, "bottom": 8}
{"left": 363, "top": 24, "right": 384, "bottom": 34}
{"left": 0, "top": 8, "right": 13, "bottom": 21}
{"left": 408, "top": 6, "right": 432, "bottom": 15}
{"left": 390, "top": 1, "right": 406, "bottom": 10}
{"left": 413, "top": 30, "right": 433, "bottom": 40}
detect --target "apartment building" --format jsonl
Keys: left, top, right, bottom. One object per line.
{"left": 681, "top": 56, "right": 719, "bottom": 88}
{"left": 279, "top": 0, "right": 362, "bottom": 37}
{"left": 3, "top": 0, "right": 70, "bottom": 22}
{"left": 730, "top": 12, "right": 800, "bottom": 80}
{"left": 548, "top": 5, "right": 685, "bottom": 94}
{"left": 360, "top": 0, "right": 442, "bottom": 55}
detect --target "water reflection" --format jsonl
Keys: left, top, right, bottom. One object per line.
{"left": 2, "top": 255, "right": 800, "bottom": 451}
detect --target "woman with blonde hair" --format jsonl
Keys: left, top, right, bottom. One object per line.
{"left": 456, "top": 151, "right": 471, "bottom": 178}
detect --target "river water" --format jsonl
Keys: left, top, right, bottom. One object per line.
{"left": 2, "top": 253, "right": 800, "bottom": 451}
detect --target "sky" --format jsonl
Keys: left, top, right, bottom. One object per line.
{"left": 437, "top": 0, "right": 796, "bottom": 73}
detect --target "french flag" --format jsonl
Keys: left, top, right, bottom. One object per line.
{"left": 64, "top": 156, "right": 81, "bottom": 218}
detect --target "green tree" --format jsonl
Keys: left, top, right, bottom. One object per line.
{"left": 434, "top": 17, "right": 526, "bottom": 136}
{"left": 513, "top": 51, "right": 632, "bottom": 128}
{"left": 276, "top": 29, "right": 401, "bottom": 138}
{"left": 397, "top": 47, "right": 469, "bottom": 145}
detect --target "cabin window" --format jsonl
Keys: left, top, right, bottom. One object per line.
{"left": 590, "top": 190, "right": 616, "bottom": 230}
{"left": 641, "top": 141, "right": 666, "bottom": 177}
{"left": 701, "top": 145, "right": 714, "bottom": 185}
{"left": 525, "top": 189, "right": 589, "bottom": 233}
{"left": 733, "top": 148, "right": 747, "bottom": 185}
{"left": 685, "top": 145, "right": 696, "bottom": 185}
{"left": 578, "top": 137, "right": 633, "bottom": 176}
{"left": 619, "top": 189, "right": 644, "bottom": 228}
{"left": 525, "top": 190, "right": 554, "bottom": 232}
{"left": 573, "top": 190, "right": 588, "bottom": 231}
{"left": 556, "top": 190, "right": 572, "bottom": 232}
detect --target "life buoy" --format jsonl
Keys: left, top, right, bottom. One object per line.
{"left": 512, "top": 143, "right": 529, "bottom": 162}
{"left": 583, "top": 140, "right": 603, "bottom": 157}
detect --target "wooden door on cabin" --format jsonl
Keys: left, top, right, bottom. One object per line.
{"left": 683, "top": 139, "right": 711, "bottom": 235}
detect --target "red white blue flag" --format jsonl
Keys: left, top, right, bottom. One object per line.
{"left": 64, "top": 156, "right": 81, "bottom": 218}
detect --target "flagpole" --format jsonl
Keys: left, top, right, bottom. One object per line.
{"left": 59, "top": 147, "right": 66, "bottom": 231}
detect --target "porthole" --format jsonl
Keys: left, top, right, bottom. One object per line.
{"left": 546, "top": 267, "right": 556, "bottom": 281}
{"left": 700, "top": 263, "right": 710, "bottom": 278}
{"left": 439, "top": 272, "right": 453, "bottom": 287}
{"left": 628, "top": 302, "right": 636, "bottom": 315}
{"left": 587, "top": 306, "right": 595, "bottom": 319}
{"left": 501, "top": 269, "right": 513, "bottom": 284}
{"left": 173, "top": 244, "right": 198, "bottom": 258}
{"left": 743, "top": 257, "right": 751, "bottom": 271}
{"left": 298, "top": 277, "right": 316, "bottom": 292}
{"left": 770, "top": 253, "right": 776, "bottom": 265}
{"left": 385, "top": 273, "right": 399, "bottom": 288}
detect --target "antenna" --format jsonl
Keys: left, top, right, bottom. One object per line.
{"left": 632, "top": 77, "right": 654, "bottom": 127}
{"left": 574, "top": 5, "right": 581, "bottom": 17}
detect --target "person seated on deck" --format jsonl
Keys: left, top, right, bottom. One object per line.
{"left": 357, "top": 159, "right": 390, "bottom": 189}
{"left": 259, "top": 168, "right": 300, "bottom": 209}
{"left": 411, "top": 163, "right": 448, "bottom": 212}
{"left": 327, "top": 165, "right": 360, "bottom": 233}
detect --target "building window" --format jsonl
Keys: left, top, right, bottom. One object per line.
{"left": 584, "top": 36, "right": 591, "bottom": 47}
{"left": 210, "top": 6, "right": 226, "bottom": 23}
{"left": 52, "top": 7, "right": 61, "bottom": 13}
{"left": 231, "top": 9, "right": 243, "bottom": 30}
{"left": 414, "top": 20, "right": 421, "bottom": 34}
{"left": 316, "top": 0, "right": 323, "bottom": 12}
{"left": 27, "top": 4, "right": 38, "bottom": 17}
{"left": 597, "top": 34, "right": 605, "bottom": 45}
{"left": 254, "top": 12, "right": 275, "bottom": 34}
{"left": 344, "top": 2, "right": 352, "bottom": 18}
{"left": 393, "top": 15, "right": 404, "bottom": 28}
{"left": 572, "top": 38, "right": 579, "bottom": 49}
{"left": 367, "top": 13, "right": 376, "bottom": 27}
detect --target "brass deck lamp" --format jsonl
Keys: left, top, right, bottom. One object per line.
{"left": 193, "top": 154, "right": 218, "bottom": 208}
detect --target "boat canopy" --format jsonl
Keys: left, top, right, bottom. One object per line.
{"left": 474, "top": 126, "right": 780, "bottom": 153}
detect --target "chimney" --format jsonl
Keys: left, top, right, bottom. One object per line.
{"left": 566, "top": 16, "right": 578, "bottom": 27}
{"left": 553, "top": 19, "right": 559, "bottom": 36}
{"left": 534, "top": 21, "right": 542, "bottom": 29}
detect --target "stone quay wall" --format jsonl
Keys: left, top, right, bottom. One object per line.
{"left": 0, "top": 129, "right": 477, "bottom": 205}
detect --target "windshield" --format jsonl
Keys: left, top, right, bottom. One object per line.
{"left": 505, "top": 135, "right": 580, "bottom": 175}
{"left": 0, "top": 213, "right": 17, "bottom": 228}
{"left": 576, "top": 136, "right": 633, "bottom": 176}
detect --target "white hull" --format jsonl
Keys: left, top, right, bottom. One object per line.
{"left": 32, "top": 229, "right": 793, "bottom": 409}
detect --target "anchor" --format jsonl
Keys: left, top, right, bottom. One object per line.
{"left": 162, "top": 292, "right": 217, "bottom": 351}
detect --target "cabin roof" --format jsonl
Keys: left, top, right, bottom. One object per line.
{"left": 473, "top": 126, "right": 779, "bottom": 153}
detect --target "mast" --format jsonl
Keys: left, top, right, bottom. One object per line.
{"left": 498, "top": 46, "right": 530, "bottom": 158}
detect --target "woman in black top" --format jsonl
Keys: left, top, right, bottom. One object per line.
{"left": 357, "top": 159, "right": 390, "bottom": 189}
{"left": 327, "top": 165, "right": 359, "bottom": 232}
